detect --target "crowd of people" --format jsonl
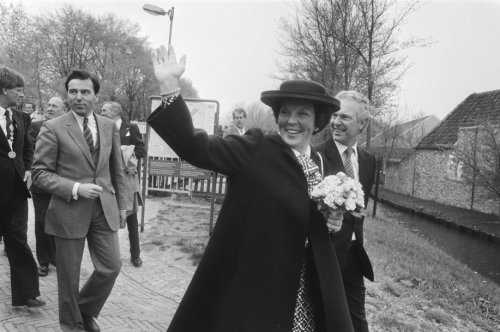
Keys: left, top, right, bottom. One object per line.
{"left": 1, "top": 43, "right": 375, "bottom": 332}
{"left": 0, "top": 66, "right": 144, "bottom": 331}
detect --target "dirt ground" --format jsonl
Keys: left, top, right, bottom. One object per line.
{"left": 143, "top": 194, "right": 499, "bottom": 332}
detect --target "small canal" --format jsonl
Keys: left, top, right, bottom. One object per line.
{"left": 378, "top": 203, "right": 500, "bottom": 285}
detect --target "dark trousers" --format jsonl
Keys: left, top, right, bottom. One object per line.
{"left": 0, "top": 178, "right": 40, "bottom": 306}
{"left": 32, "top": 192, "right": 56, "bottom": 266}
{"left": 331, "top": 219, "right": 369, "bottom": 332}
{"left": 54, "top": 199, "right": 121, "bottom": 328}
{"left": 126, "top": 212, "right": 140, "bottom": 259}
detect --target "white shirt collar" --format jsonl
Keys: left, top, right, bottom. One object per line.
{"left": 292, "top": 145, "right": 312, "bottom": 158}
{"left": 115, "top": 118, "right": 122, "bottom": 130}
{"left": 334, "top": 140, "right": 358, "bottom": 158}
{"left": 71, "top": 110, "right": 94, "bottom": 122}
{"left": 0, "top": 106, "right": 11, "bottom": 116}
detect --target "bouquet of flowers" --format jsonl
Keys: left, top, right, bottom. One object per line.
{"left": 311, "top": 172, "right": 365, "bottom": 229}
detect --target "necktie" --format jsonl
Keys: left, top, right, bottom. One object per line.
{"left": 5, "top": 109, "right": 14, "bottom": 148}
{"left": 83, "top": 116, "right": 94, "bottom": 154}
{"left": 343, "top": 147, "right": 355, "bottom": 179}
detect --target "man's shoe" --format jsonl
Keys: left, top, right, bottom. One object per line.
{"left": 25, "top": 298, "right": 46, "bottom": 307}
{"left": 82, "top": 315, "right": 100, "bottom": 332}
{"left": 38, "top": 264, "right": 49, "bottom": 277}
{"left": 131, "top": 257, "right": 143, "bottom": 267}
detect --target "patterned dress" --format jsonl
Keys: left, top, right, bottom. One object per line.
{"left": 292, "top": 152, "right": 323, "bottom": 332}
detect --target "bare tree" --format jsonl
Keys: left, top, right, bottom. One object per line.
{"left": 245, "top": 101, "right": 278, "bottom": 134}
{"left": 280, "top": 0, "right": 423, "bottom": 147}
{"left": 0, "top": 3, "right": 199, "bottom": 121}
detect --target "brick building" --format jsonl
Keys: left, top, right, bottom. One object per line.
{"left": 384, "top": 90, "right": 500, "bottom": 216}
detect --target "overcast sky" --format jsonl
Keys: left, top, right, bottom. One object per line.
{"left": 13, "top": 0, "right": 500, "bottom": 121}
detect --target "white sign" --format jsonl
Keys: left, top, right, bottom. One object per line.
{"left": 147, "top": 98, "right": 219, "bottom": 158}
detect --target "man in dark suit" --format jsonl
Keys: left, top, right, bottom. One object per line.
{"left": 32, "top": 70, "right": 128, "bottom": 332}
{"left": 316, "top": 90, "right": 376, "bottom": 332}
{"left": 0, "top": 66, "right": 45, "bottom": 307}
{"left": 30, "top": 96, "right": 66, "bottom": 276}
{"left": 101, "top": 101, "right": 145, "bottom": 267}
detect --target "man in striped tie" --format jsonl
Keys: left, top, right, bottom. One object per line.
{"left": 32, "top": 70, "right": 128, "bottom": 332}
{"left": 316, "top": 90, "right": 376, "bottom": 332}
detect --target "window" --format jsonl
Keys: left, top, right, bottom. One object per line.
{"left": 446, "top": 153, "right": 463, "bottom": 181}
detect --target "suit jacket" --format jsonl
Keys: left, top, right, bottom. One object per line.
{"left": 0, "top": 108, "right": 32, "bottom": 204}
{"left": 29, "top": 120, "right": 46, "bottom": 194}
{"left": 148, "top": 97, "right": 354, "bottom": 332}
{"left": 119, "top": 122, "right": 145, "bottom": 159}
{"left": 32, "top": 112, "right": 128, "bottom": 239}
{"left": 315, "top": 137, "right": 376, "bottom": 281}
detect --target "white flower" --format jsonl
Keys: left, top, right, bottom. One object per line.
{"left": 312, "top": 171, "right": 365, "bottom": 213}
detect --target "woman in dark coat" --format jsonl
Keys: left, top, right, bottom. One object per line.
{"left": 148, "top": 46, "right": 354, "bottom": 332}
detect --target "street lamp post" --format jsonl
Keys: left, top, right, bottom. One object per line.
{"left": 142, "top": 4, "right": 175, "bottom": 49}
{"left": 140, "top": 4, "right": 176, "bottom": 232}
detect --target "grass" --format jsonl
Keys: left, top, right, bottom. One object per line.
{"left": 365, "top": 214, "right": 500, "bottom": 331}
{"left": 160, "top": 195, "right": 500, "bottom": 331}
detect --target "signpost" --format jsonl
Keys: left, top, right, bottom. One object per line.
{"left": 140, "top": 97, "right": 220, "bottom": 233}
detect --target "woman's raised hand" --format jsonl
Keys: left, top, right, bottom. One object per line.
{"left": 152, "top": 45, "right": 186, "bottom": 93}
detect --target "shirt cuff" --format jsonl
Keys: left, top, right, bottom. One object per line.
{"left": 72, "top": 182, "right": 80, "bottom": 200}
{"left": 160, "top": 89, "right": 181, "bottom": 108}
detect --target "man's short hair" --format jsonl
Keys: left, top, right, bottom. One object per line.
{"left": 64, "top": 70, "right": 100, "bottom": 94}
{"left": 335, "top": 90, "right": 370, "bottom": 123}
{"left": 0, "top": 66, "right": 24, "bottom": 91}
{"left": 232, "top": 107, "right": 247, "bottom": 119}
{"left": 102, "top": 101, "right": 123, "bottom": 116}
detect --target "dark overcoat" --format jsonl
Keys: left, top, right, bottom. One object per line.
{"left": 0, "top": 109, "right": 32, "bottom": 207}
{"left": 148, "top": 97, "right": 354, "bottom": 332}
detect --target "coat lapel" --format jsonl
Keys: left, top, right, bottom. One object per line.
{"left": 11, "top": 109, "right": 24, "bottom": 154}
{"left": 65, "top": 112, "right": 95, "bottom": 168}
{"left": 324, "top": 137, "right": 345, "bottom": 174}
{"left": 0, "top": 119, "right": 9, "bottom": 151}
{"left": 95, "top": 114, "right": 107, "bottom": 171}
{"left": 357, "top": 148, "right": 370, "bottom": 191}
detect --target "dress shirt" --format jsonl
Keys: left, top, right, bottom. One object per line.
{"left": 71, "top": 110, "right": 97, "bottom": 200}
{"left": 236, "top": 127, "right": 246, "bottom": 136}
{"left": 334, "top": 141, "right": 359, "bottom": 182}
{"left": 72, "top": 110, "right": 97, "bottom": 148}
{"left": 0, "top": 106, "right": 13, "bottom": 149}
{"left": 115, "top": 118, "right": 122, "bottom": 131}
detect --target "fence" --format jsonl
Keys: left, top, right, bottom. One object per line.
{"left": 147, "top": 157, "right": 228, "bottom": 197}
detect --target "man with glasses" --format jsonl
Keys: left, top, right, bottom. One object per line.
{"left": 33, "top": 70, "right": 128, "bottom": 332}
{"left": 0, "top": 66, "right": 45, "bottom": 308}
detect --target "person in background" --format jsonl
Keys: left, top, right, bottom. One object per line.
{"left": 23, "top": 101, "right": 35, "bottom": 114}
{"left": 223, "top": 107, "right": 247, "bottom": 137}
{"left": 316, "top": 90, "right": 376, "bottom": 332}
{"left": 30, "top": 96, "right": 66, "bottom": 277}
{"left": 101, "top": 101, "right": 145, "bottom": 268}
{"left": 0, "top": 65, "right": 45, "bottom": 308}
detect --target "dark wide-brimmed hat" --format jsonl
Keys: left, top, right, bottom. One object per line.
{"left": 261, "top": 79, "right": 339, "bottom": 132}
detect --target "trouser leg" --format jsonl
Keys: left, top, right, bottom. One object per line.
{"left": 126, "top": 212, "right": 140, "bottom": 259}
{"left": 54, "top": 236, "right": 85, "bottom": 327}
{"left": 33, "top": 193, "right": 56, "bottom": 266}
{"left": 78, "top": 199, "right": 121, "bottom": 317}
{"left": 4, "top": 196, "right": 40, "bottom": 305}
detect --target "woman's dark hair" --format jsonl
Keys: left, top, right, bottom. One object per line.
{"left": 64, "top": 70, "right": 100, "bottom": 94}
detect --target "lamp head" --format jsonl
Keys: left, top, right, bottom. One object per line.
{"left": 143, "top": 4, "right": 167, "bottom": 16}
